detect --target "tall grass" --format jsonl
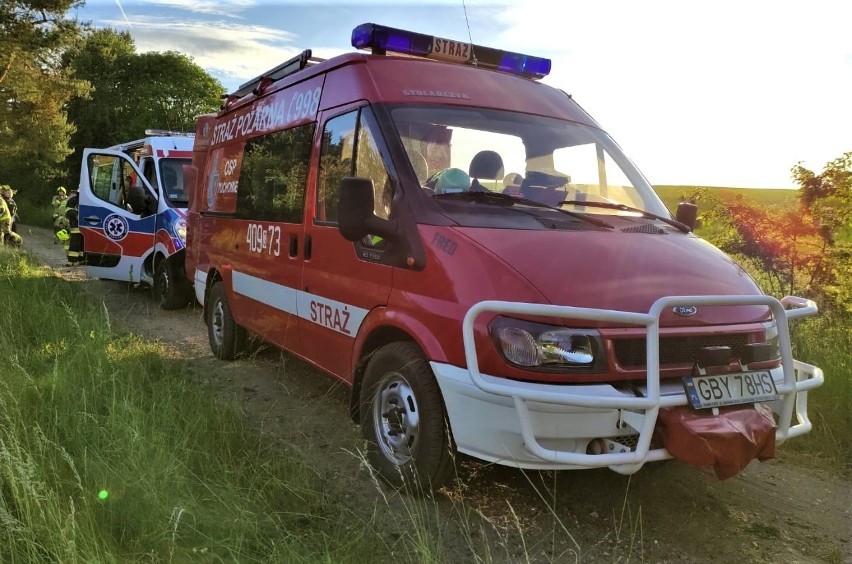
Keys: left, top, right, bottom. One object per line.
{"left": 786, "top": 314, "right": 851, "bottom": 474}
{"left": 0, "top": 249, "right": 393, "bottom": 562}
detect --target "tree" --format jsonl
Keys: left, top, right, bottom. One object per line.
{"left": 0, "top": 0, "right": 89, "bottom": 194}
{"left": 63, "top": 28, "right": 137, "bottom": 175}
{"left": 698, "top": 153, "right": 851, "bottom": 313}
{"left": 121, "top": 51, "right": 224, "bottom": 136}
{"left": 64, "top": 33, "right": 224, "bottom": 181}
{"left": 792, "top": 152, "right": 851, "bottom": 241}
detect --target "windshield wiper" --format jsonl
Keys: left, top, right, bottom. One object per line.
{"left": 434, "top": 191, "right": 613, "bottom": 229}
{"left": 560, "top": 200, "right": 691, "bottom": 233}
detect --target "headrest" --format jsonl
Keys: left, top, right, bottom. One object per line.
{"left": 468, "top": 151, "right": 504, "bottom": 180}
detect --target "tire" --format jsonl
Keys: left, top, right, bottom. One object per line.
{"left": 360, "top": 342, "right": 455, "bottom": 493}
{"left": 207, "top": 281, "right": 248, "bottom": 360}
{"left": 154, "top": 258, "right": 192, "bottom": 310}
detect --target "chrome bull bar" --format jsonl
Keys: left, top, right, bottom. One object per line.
{"left": 461, "top": 295, "right": 823, "bottom": 474}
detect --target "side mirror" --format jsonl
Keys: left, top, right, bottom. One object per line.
{"left": 338, "top": 177, "right": 397, "bottom": 242}
{"left": 675, "top": 201, "right": 698, "bottom": 231}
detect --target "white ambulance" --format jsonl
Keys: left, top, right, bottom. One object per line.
{"left": 78, "top": 131, "right": 195, "bottom": 308}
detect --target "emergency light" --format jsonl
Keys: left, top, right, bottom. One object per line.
{"left": 351, "top": 23, "right": 551, "bottom": 80}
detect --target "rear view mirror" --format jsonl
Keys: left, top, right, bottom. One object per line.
{"left": 338, "top": 177, "right": 397, "bottom": 242}
{"left": 675, "top": 202, "right": 698, "bottom": 231}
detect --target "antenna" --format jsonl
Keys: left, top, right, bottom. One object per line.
{"left": 462, "top": 0, "right": 478, "bottom": 66}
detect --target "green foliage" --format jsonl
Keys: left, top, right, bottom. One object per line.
{"left": 63, "top": 29, "right": 224, "bottom": 184}
{"left": 0, "top": 0, "right": 89, "bottom": 195}
{"left": 785, "top": 315, "right": 851, "bottom": 473}
{"left": 678, "top": 154, "right": 852, "bottom": 314}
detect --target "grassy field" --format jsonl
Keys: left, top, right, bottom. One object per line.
{"left": 654, "top": 185, "right": 798, "bottom": 213}
{"left": 0, "top": 250, "right": 403, "bottom": 562}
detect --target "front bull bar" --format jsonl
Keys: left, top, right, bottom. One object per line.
{"left": 461, "top": 295, "right": 824, "bottom": 475}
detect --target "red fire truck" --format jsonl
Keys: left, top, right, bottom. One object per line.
{"left": 185, "top": 23, "right": 823, "bottom": 490}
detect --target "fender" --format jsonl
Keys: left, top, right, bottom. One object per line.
{"left": 352, "top": 306, "right": 448, "bottom": 369}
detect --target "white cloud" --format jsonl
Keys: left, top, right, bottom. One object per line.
{"left": 143, "top": 0, "right": 256, "bottom": 17}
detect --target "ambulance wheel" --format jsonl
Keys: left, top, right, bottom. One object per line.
{"left": 207, "top": 281, "right": 248, "bottom": 360}
{"left": 154, "top": 259, "right": 192, "bottom": 310}
{"left": 360, "top": 342, "right": 455, "bottom": 493}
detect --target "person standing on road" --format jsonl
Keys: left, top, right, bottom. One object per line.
{"left": 52, "top": 186, "right": 69, "bottom": 243}
{"left": 64, "top": 189, "right": 84, "bottom": 266}
{"left": 1, "top": 185, "right": 19, "bottom": 233}
{"left": 0, "top": 191, "right": 22, "bottom": 247}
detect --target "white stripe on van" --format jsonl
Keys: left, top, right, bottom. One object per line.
{"left": 232, "top": 271, "right": 298, "bottom": 315}
{"left": 228, "top": 270, "right": 368, "bottom": 337}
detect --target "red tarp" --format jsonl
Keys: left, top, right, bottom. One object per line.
{"left": 657, "top": 404, "right": 776, "bottom": 479}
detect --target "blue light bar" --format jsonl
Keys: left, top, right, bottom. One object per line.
{"left": 351, "top": 23, "right": 551, "bottom": 80}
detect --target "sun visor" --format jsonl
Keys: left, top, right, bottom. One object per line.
{"left": 657, "top": 404, "right": 776, "bottom": 480}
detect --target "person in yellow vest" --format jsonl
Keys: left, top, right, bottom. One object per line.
{"left": 0, "top": 191, "right": 22, "bottom": 247}
{"left": 1, "top": 185, "right": 19, "bottom": 233}
{"left": 52, "top": 186, "right": 69, "bottom": 243}
{"left": 64, "top": 189, "right": 84, "bottom": 266}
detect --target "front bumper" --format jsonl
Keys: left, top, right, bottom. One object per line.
{"left": 432, "top": 295, "right": 823, "bottom": 474}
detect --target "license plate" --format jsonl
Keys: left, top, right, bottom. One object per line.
{"left": 683, "top": 370, "right": 778, "bottom": 409}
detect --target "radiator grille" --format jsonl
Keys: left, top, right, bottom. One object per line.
{"left": 613, "top": 334, "right": 751, "bottom": 367}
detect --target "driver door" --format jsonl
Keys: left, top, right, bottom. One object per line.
{"left": 79, "top": 149, "right": 157, "bottom": 283}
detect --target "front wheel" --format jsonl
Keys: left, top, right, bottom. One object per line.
{"left": 360, "top": 342, "right": 455, "bottom": 492}
{"left": 207, "top": 281, "right": 248, "bottom": 360}
{"left": 154, "top": 258, "right": 192, "bottom": 310}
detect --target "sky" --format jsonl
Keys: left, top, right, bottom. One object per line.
{"left": 71, "top": 0, "right": 851, "bottom": 189}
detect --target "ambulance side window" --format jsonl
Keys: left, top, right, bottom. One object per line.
{"left": 142, "top": 158, "right": 158, "bottom": 191}
{"left": 235, "top": 124, "right": 315, "bottom": 223}
{"left": 89, "top": 157, "right": 116, "bottom": 201}
{"left": 317, "top": 107, "right": 392, "bottom": 224}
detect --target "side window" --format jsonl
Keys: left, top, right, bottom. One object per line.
{"left": 89, "top": 156, "right": 116, "bottom": 202}
{"left": 142, "top": 158, "right": 158, "bottom": 190}
{"left": 235, "top": 123, "right": 315, "bottom": 223}
{"left": 317, "top": 107, "right": 392, "bottom": 224}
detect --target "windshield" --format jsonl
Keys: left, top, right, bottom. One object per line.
{"left": 390, "top": 106, "right": 670, "bottom": 220}
{"left": 158, "top": 158, "right": 190, "bottom": 206}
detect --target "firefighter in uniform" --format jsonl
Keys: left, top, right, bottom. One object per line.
{"left": 52, "top": 186, "right": 69, "bottom": 243}
{"left": 0, "top": 188, "right": 22, "bottom": 247}
{"left": 64, "top": 189, "right": 84, "bottom": 265}
{"left": 1, "top": 185, "right": 19, "bottom": 233}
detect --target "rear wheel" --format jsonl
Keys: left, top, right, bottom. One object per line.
{"left": 154, "top": 258, "right": 192, "bottom": 310}
{"left": 360, "top": 342, "right": 455, "bottom": 493}
{"left": 207, "top": 281, "right": 248, "bottom": 360}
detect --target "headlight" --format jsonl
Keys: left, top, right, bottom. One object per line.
{"left": 760, "top": 320, "right": 781, "bottom": 359}
{"left": 175, "top": 219, "right": 187, "bottom": 244}
{"left": 489, "top": 316, "right": 605, "bottom": 372}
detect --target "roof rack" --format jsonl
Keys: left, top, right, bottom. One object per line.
{"left": 143, "top": 129, "right": 195, "bottom": 137}
{"left": 230, "top": 50, "right": 325, "bottom": 99}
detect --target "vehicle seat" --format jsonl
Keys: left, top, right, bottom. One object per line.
{"left": 468, "top": 150, "right": 504, "bottom": 192}
{"left": 519, "top": 171, "right": 570, "bottom": 206}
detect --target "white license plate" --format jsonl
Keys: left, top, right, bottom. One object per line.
{"left": 683, "top": 370, "right": 778, "bottom": 409}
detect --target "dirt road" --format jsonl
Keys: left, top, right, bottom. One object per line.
{"left": 20, "top": 225, "right": 850, "bottom": 563}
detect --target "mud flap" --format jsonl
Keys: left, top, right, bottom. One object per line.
{"left": 657, "top": 404, "right": 776, "bottom": 479}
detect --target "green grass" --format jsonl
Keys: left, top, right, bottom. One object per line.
{"left": 0, "top": 249, "right": 396, "bottom": 562}
{"left": 654, "top": 184, "right": 798, "bottom": 214}
{"left": 786, "top": 314, "right": 851, "bottom": 474}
